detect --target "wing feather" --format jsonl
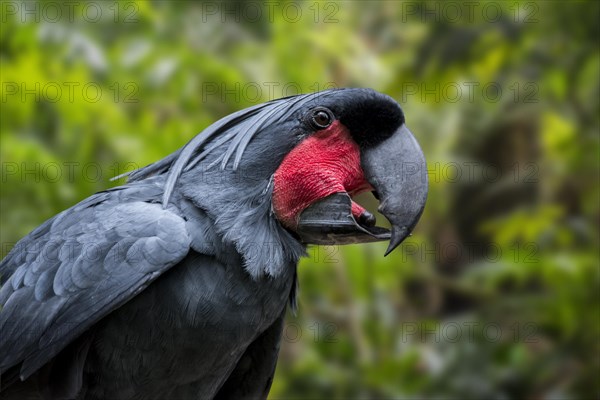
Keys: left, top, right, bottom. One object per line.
{"left": 0, "top": 187, "right": 191, "bottom": 380}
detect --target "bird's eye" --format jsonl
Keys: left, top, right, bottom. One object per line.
{"left": 310, "top": 108, "right": 334, "bottom": 129}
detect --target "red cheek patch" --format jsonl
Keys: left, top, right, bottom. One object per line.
{"left": 272, "top": 121, "right": 372, "bottom": 229}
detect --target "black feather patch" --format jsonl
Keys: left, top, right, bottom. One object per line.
{"left": 327, "top": 89, "right": 405, "bottom": 148}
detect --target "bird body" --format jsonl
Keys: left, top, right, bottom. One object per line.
{"left": 0, "top": 89, "right": 427, "bottom": 399}
{"left": 1, "top": 177, "right": 296, "bottom": 399}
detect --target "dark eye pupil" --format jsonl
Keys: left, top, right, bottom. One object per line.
{"left": 313, "top": 111, "right": 331, "bottom": 127}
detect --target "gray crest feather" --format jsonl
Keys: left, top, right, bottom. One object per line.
{"left": 113, "top": 91, "right": 334, "bottom": 208}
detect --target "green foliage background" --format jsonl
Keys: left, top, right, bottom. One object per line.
{"left": 1, "top": 1, "right": 598, "bottom": 398}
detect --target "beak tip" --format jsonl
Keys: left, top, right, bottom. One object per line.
{"left": 383, "top": 243, "right": 398, "bottom": 257}
{"left": 383, "top": 226, "right": 408, "bottom": 256}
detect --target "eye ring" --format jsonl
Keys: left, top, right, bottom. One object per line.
{"left": 308, "top": 107, "right": 334, "bottom": 129}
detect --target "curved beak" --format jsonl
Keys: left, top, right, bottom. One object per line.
{"left": 296, "top": 125, "right": 428, "bottom": 254}
{"left": 361, "top": 125, "right": 428, "bottom": 255}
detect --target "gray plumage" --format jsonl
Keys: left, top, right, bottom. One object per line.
{"left": 0, "top": 88, "right": 427, "bottom": 399}
{"left": 0, "top": 92, "right": 316, "bottom": 399}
